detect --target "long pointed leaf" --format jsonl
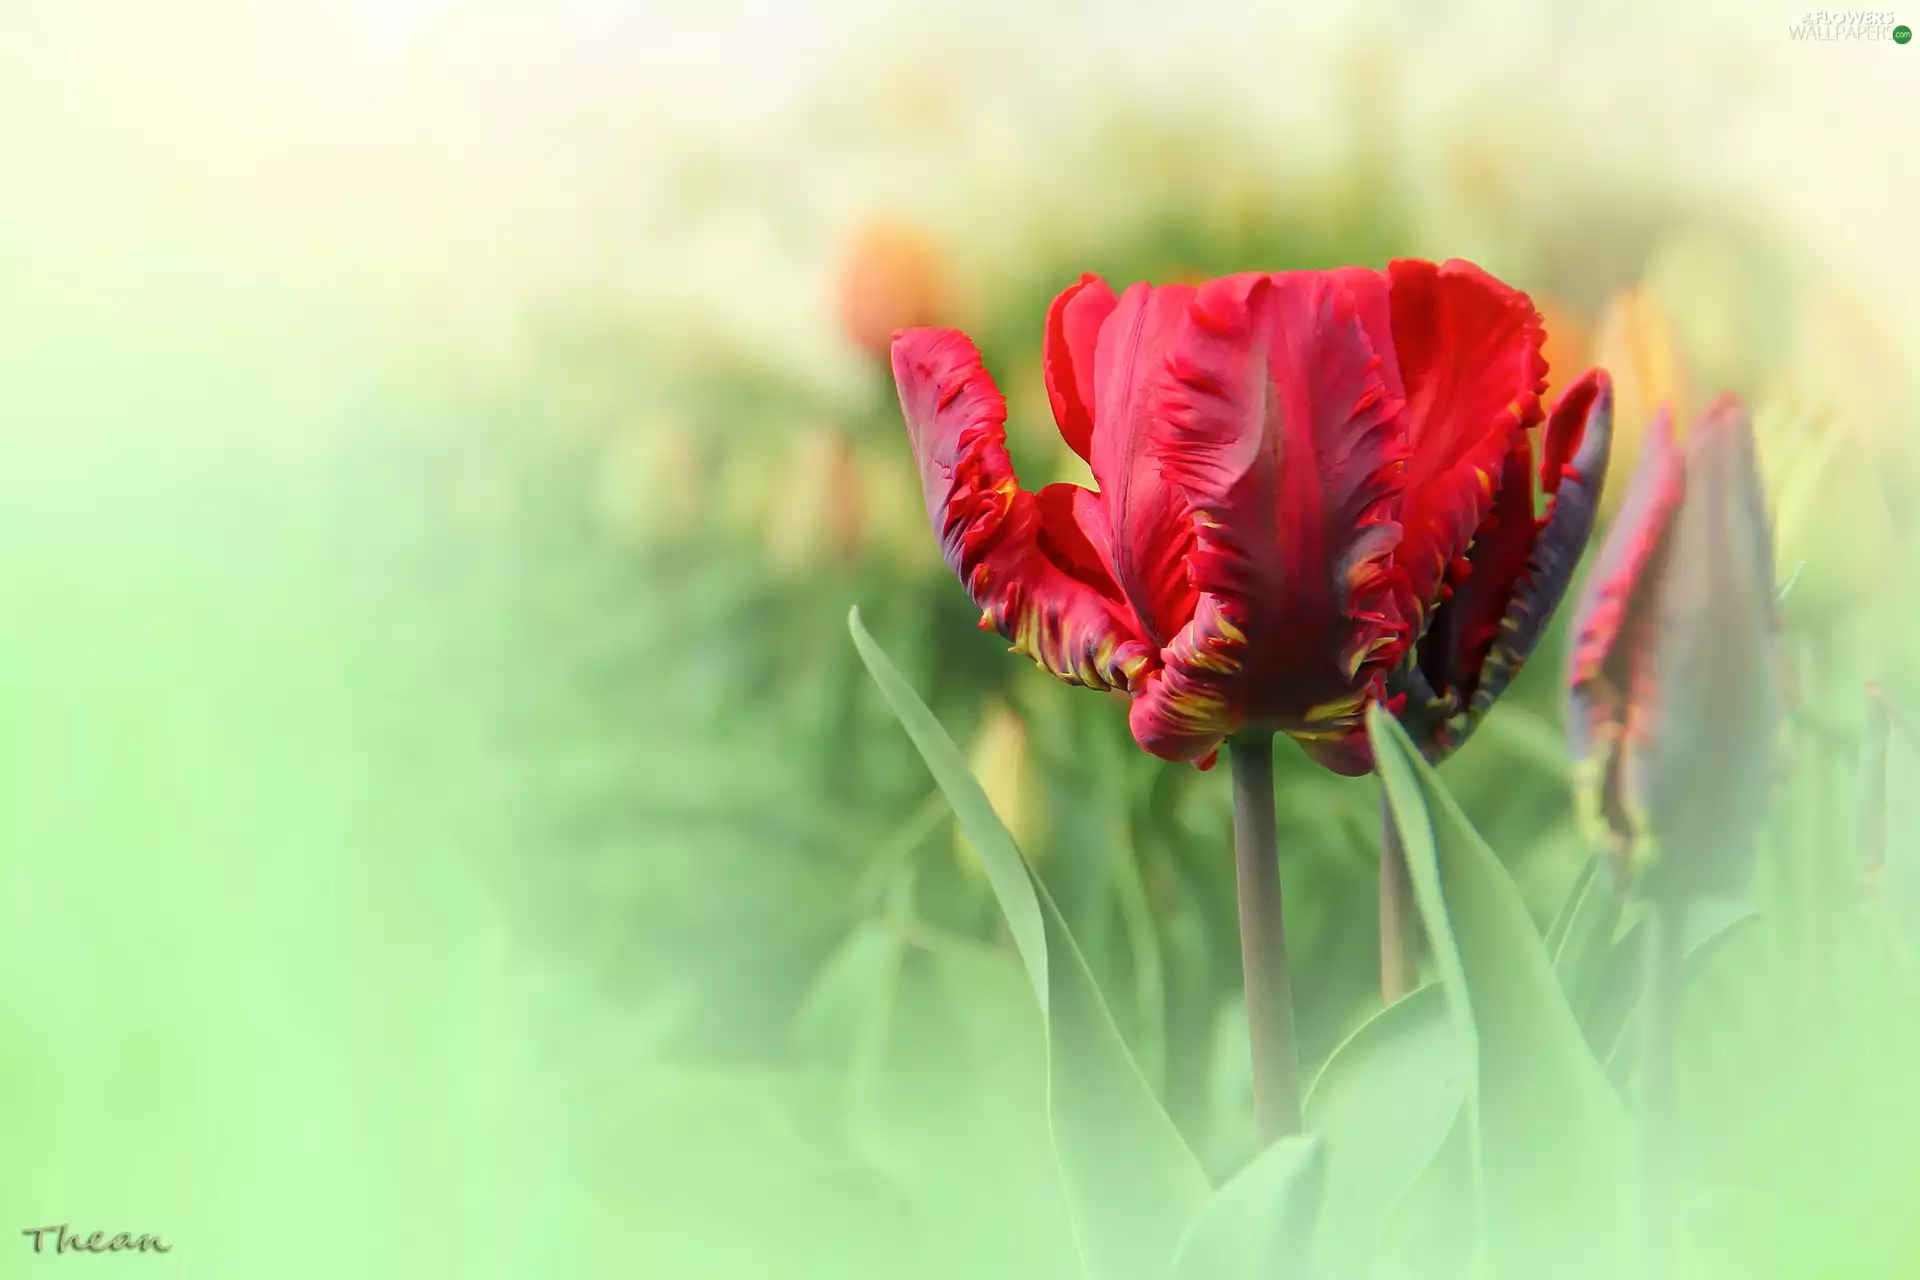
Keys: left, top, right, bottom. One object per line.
{"left": 850, "top": 608, "right": 1210, "bottom": 1279}
{"left": 1302, "top": 983, "right": 1466, "bottom": 1277}
{"left": 1549, "top": 855, "right": 1626, "bottom": 1018}
{"left": 1368, "top": 706, "right": 1633, "bottom": 1280}
{"left": 1171, "top": 1136, "right": 1325, "bottom": 1280}
{"left": 1380, "top": 1113, "right": 1480, "bottom": 1280}
{"left": 1544, "top": 855, "right": 1602, "bottom": 957}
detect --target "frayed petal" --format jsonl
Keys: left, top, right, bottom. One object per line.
{"left": 1400, "top": 368, "right": 1617, "bottom": 759}
{"left": 1385, "top": 258, "right": 1549, "bottom": 635}
{"left": 893, "top": 327, "right": 1153, "bottom": 691}
{"left": 1327, "top": 265, "right": 1408, "bottom": 409}
{"left": 1129, "top": 270, "right": 1409, "bottom": 760}
{"left": 1127, "top": 594, "right": 1246, "bottom": 763}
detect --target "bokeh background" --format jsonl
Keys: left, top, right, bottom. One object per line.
{"left": 4, "top": 1, "right": 1918, "bottom": 1275}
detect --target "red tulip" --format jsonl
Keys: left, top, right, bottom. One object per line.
{"left": 893, "top": 260, "right": 1608, "bottom": 771}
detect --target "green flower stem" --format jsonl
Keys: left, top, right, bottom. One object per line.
{"left": 1230, "top": 733, "right": 1303, "bottom": 1144}
{"left": 1378, "top": 788, "right": 1420, "bottom": 1003}
{"left": 1640, "top": 893, "right": 1689, "bottom": 1277}
{"left": 1808, "top": 633, "right": 1844, "bottom": 1020}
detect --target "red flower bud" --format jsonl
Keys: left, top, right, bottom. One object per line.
{"left": 1566, "top": 397, "right": 1785, "bottom": 898}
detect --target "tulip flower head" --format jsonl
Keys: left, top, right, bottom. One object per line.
{"left": 892, "top": 260, "right": 1613, "bottom": 772}
{"left": 1566, "top": 396, "right": 1784, "bottom": 899}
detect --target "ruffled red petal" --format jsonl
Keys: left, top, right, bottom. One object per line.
{"left": 893, "top": 327, "right": 1153, "bottom": 690}
{"left": 1385, "top": 258, "right": 1548, "bottom": 633}
{"left": 1043, "top": 273, "right": 1118, "bottom": 464}
{"left": 1088, "top": 282, "right": 1202, "bottom": 647}
{"left": 1326, "top": 265, "right": 1409, "bottom": 409}
{"left": 1127, "top": 271, "right": 1409, "bottom": 763}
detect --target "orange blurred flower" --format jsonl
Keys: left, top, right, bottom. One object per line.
{"left": 836, "top": 216, "right": 953, "bottom": 359}
{"left": 1588, "top": 284, "right": 1691, "bottom": 518}
{"left": 1535, "top": 295, "right": 1592, "bottom": 410}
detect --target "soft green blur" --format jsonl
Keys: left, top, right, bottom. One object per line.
{"left": 3, "top": 1, "right": 1918, "bottom": 1276}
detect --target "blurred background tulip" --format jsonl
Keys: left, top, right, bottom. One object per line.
{"left": 837, "top": 215, "right": 958, "bottom": 360}
{"left": 956, "top": 694, "right": 1045, "bottom": 875}
{"left": 1757, "top": 289, "right": 1907, "bottom": 633}
{"left": 1567, "top": 398, "right": 1784, "bottom": 900}
{"left": 764, "top": 423, "right": 868, "bottom": 574}
{"left": 592, "top": 415, "right": 705, "bottom": 547}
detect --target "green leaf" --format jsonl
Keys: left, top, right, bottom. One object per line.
{"left": 850, "top": 608, "right": 1211, "bottom": 1280}
{"left": 867, "top": 945, "right": 1087, "bottom": 1279}
{"left": 1547, "top": 855, "right": 1626, "bottom": 1019}
{"left": 1543, "top": 855, "right": 1601, "bottom": 956}
{"left": 1368, "top": 705, "right": 1634, "bottom": 1280}
{"left": 1591, "top": 902, "right": 1763, "bottom": 1080}
{"left": 1171, "top": 1136, "right": 1325, "bottom": 1280}
{"left": 1380, "top": 1114, "right": 1480, "bottom": 1280}
{"left": 1302, "top": 983, "right": 1466, "bottom": 1278}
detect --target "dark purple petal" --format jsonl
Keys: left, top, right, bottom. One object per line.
{"left": 1395, "top": 368, "right": 1615, "bottom": 760}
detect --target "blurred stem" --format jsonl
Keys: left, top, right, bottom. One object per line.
{"left": 1230, "top": 733, "right": 1303, "bottom": 1145}
{"left": 1111, "top": 818, "right": 1167, "bottom": 1091}
{"left": 1101, "top": 725, "right": 1167, "bottom": 1091}
{"left": 1796, "top": 630, "right": 1840, "bottom": 1054}
{"left": 1378, "top": 788, "right": 1419, "bottom": 1003}
{"left": 1640, "top": 893, "right": 1689, "bottom": 1277}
